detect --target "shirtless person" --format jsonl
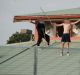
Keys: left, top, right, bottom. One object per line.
{"left": 55, "top": 19, "right": 80, "bottom": 56}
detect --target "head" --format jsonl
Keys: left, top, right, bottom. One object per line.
{"left": 64, "top": 19, "right": 71, "bottom": 24}
{"left": 38, "top": 17, "right": 44, "bottom": 22}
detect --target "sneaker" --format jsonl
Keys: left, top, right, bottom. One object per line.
{"left": 60, "top": 53, "right": 63, "bottom": 56}
{"left": 67, "top": 52, "right": 70, "bottom": 56}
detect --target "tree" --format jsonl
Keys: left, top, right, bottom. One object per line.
{"left": 7, "top": 32, "right": 32, "bottom": 44}
{"left": 76, "top": 22, "right": 80, "bottom": 29}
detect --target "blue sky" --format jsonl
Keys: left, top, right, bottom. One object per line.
{"left": 0, "top": 0, "right": 80, "bottom": 45}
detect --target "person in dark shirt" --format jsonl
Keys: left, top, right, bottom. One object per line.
{"left": 31, "top": 18, "right": 50, "bottom": 46}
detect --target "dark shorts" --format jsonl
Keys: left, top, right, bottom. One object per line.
{"left": 61, "top": 33, "right": 71, "bottom": 42}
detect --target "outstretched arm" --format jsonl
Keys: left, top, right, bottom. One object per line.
{"left": 71, "top": 19, "right": 80, "bottom": 25}
{"left": 52, "top": 23, "right": 63, "bottom": 26}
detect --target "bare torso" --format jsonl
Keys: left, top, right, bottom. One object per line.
{"left": 62, "top": 23, "right": 71, "bottom": 34}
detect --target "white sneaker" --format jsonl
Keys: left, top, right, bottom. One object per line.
{"left": 67, "top": 52, "right": 70, "bottom": 56}
{"left": 60, "top": 53, "right": 63, "bottom": 56}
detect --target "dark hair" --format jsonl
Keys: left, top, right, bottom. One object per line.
{"left": 64, "top": 18, "right": 71, "bottom": 21}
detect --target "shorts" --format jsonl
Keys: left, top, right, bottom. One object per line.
{"left": 61, "top": 33, "right": 71, "bottom": 42}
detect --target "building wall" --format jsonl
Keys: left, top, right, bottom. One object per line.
{"left": 20, "top": 29, "right": 32, "bottom": 34}
{"left": 34, "top": 24, "right": 80, "bottom": 41}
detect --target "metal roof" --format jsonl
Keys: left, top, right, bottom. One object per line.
{"left": 0, "top": 42, "right": 80, "bottom": 75}
{"left": 28, "top": 7, "right": 80, "bottom": 16}
{"left": 14, "top": 7, "right": 80, "bottom": 22}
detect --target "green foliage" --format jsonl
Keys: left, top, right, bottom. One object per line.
{"left": 7, "top": 32, "right": 32, "bottom": 44}
{"left": 76, "top": 23, "right": 80, "bottom": 29}
{"left": 45, "top": 23, "right": 53, "bottom": 30}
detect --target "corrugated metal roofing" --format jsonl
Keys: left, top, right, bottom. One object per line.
{"left": 0, "top": 42, "right": 80, "bottom": 75}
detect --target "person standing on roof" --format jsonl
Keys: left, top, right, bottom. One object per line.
{"left": 54, "top": 19, "right": 80, "bottom": 56}
{"left": 30, "top": 18, "right": 50, "bottom": 46}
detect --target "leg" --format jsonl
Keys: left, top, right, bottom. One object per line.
{"left": 44, "top": 34, "right": 50, "bottom": 45}
{"left": 66, "top": 42, "right": 70, "bottom": 56}
{"left": 61, "top": 34, "right": 65, "bottom": 56}
{"left": 61, "top": 42, "right": 65, "bottom": 56}
{"left": 37, "top": 35, "right": 42, "bottom": 46}
{"left": 66, "top": 34, "right": 71, "bottom": 56}
{"left": 66, "top": 42, "right": 69, "bottom": 52}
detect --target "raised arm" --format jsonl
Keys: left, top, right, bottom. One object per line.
{"left": 71, "top": 19, "right": 80, "bottom": 25}
{"left": 30, "top": 20, "right": 36, "bottom": 24}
